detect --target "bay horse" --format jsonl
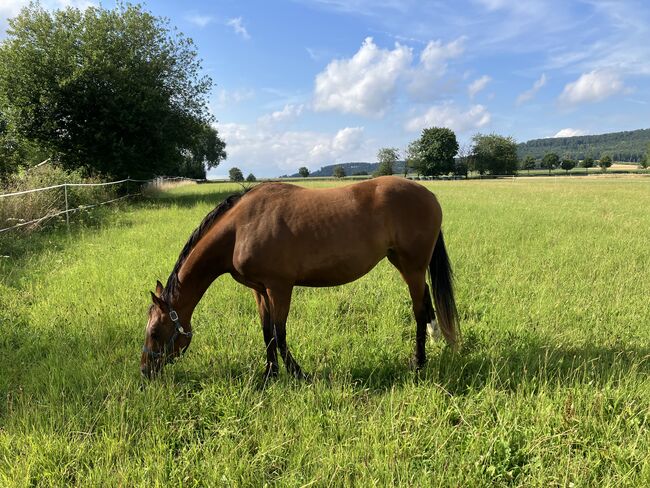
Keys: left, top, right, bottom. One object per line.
{"left": 141, "top": 176, "right": 459, "bottom": 379}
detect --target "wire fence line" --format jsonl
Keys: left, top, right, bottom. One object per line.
{"left": 0, "top": 176, "right": 198, "bottom": 234}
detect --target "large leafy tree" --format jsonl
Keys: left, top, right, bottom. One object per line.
{"left": 470, "top": 133, "right": 518, "bottom": 175}
{"left": 0, "top": 3, "right": 226, "bottom": 179}
{"left": 414, "top": 127, "right": 458, "bottom": 176}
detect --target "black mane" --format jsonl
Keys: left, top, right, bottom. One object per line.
{"left": 163, "top": 190, "right": 247, "bottom": 301}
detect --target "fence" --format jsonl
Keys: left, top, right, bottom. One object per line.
{"left": 0, "top": 176, "right": 197, "bottom": 234}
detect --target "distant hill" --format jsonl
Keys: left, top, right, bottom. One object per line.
{"left": 517, "top": 128, "right": 650, "bottom": 162}
{"left": 294, "top": 161, "right": 407, "bottom": 177}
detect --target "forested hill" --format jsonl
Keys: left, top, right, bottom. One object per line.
{"left": 294, "top": 161, "right": 407, "bottom": 177}
{"left": 517, "top": 128, "right": 650, "bottom": 162}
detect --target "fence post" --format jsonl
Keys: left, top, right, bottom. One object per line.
{"left": 64, "top": 183, "right": 70, "bottom": 232}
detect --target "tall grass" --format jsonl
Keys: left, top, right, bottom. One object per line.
{"left": 1, "top": 178, "right": 649, "bottom": 486}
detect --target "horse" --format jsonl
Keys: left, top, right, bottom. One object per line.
{"left": 140, "top": 176, "right": 459, "bottom": 379}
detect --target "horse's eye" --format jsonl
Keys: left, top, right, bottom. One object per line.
{"left": 150, "top": 331, "right": 159, "bottom": 341}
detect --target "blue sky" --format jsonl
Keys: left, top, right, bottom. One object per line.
{"left": 2, "top": 0, "right": 649, "bottom": 176}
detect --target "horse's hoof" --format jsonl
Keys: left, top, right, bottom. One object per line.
{"left": 263, "top": 364, "right": 279, "bottom": 381}
{"left": 410, "top": 356, "right": 426, "bottom": 371}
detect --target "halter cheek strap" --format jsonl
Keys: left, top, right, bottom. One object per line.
{"left": 142, "top": 306, "right": 193, "bottom": 359}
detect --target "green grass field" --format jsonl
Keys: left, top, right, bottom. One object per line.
{"left": 1, "top": 178, "right": 649, "bottom": 486}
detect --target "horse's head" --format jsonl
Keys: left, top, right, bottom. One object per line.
{"left": 140, "top": 280, "right": 193, "bottom": 379}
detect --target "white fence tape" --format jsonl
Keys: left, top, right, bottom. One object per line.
{"left": 0, "top": 176, "right": 198, "bottom": 234}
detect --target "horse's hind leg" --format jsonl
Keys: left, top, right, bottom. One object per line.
{"left": 387, "top": 250, "right": 429, "bottom": 368}
{"left": 254, "top": 290, "right": 278, "bottom": 379}
{"left": 266, "top": 285, "right": 308, "bottom": 380}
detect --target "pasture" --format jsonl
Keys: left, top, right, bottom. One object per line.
{"left": 1, "top": 178, "right": 649, "bottom": 486}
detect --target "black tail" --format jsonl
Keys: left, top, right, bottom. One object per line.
{"left": 428, "top": 231, "right": 460, "bottom": 347}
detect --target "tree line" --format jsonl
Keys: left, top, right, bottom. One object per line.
{"left": 314, "top": 130, "right": 650, "bottom": 179}
{"left": 0, "top": 3, "right": 226, "bottom": 181}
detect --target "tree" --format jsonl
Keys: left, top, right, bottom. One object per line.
{"left": 541, "top": 152, "right": 560, "bottom": 175}
{"left": 560, "top": 157, "right": 576, "bottom": 174}
{"left": 599, "top": 155, "right": 613, "bottom": 172}
{"left": 298, "top": 166, "right": 310, "bottom": 178}
{"left": 455, "top": 143, "right": 472, "bottom": 178}
{"left": 229, "top": 167, "right": 244, "bottom": 182}
{"left": 581, "top": 156, "right": 595, "bottom": 174}
{"left": 414, "top": 127, "right": 458, "bottom": 177}
{"left": 375, "top": 147, "right": 399, "bottom": 176}
{"left": 333, "top": 165, "right": 346, "bottom": 178}
{"left": 0, "top": 3, "right": 225, "bottom": 179}
{"left": 521, "top": 155, "right": 536, "bottom": 175}
{"left": 641, "top": 144, "right": 650, "bottom": 170}
{"left": 470, "top": 133, "right": 518, "bottom": 175}
{"left": 405, "top": 141, "right": 422, "bottom": 177}
{"left": 246, "top": 173, "right": 256, "bottom": 182}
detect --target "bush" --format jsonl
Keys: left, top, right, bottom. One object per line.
{"left": 0, "top": 164, "right": 118, "bottom": 233}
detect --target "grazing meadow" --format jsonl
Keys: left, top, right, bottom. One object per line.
{"left": 1, "top": 177, "right": 649, "bottom": 486}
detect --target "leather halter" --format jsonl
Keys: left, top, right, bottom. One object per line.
{"left": 142, "top": 306, "right": 193, "bottom": 360}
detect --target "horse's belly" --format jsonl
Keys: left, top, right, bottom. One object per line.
{"left": 294, "top": 252, "right": 385, "bottom": 287}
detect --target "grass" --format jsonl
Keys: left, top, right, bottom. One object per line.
{"left": 1, "top": 178, "right": 649, "bottom": 486}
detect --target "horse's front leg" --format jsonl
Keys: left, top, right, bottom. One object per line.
{"left": 253, "top": 290, "right": 278, "bottom": 379}
{"left": 266, "top": 284, "right": 308, "bottom": 380}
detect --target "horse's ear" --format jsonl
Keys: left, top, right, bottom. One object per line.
{"left": 150, "top": 291, "right": 166, "bottom": 310}
{"left": 155, "top": 280, "right": 164, "bottom": 297}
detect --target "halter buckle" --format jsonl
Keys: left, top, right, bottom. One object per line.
{"left": 169, "top": 310, "right": 179, "bottom": 322}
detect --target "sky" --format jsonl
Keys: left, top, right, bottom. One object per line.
{"left": 1, "top": 0, "right": 649, "bottom": 177}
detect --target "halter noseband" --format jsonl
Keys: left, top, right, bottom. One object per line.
{"left": 142, "top": 306, "right": 193, "bottom": 360}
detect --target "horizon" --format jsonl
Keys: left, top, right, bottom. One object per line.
{"left": 1, "top": 0, "right": 649, "bottom": 177}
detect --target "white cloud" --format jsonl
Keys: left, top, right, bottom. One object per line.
{"left": 558, "top": 70, "right": 626, "bottom": 105}
{"left": 227, "top": 17, "right": 250, "bottom": 40}
{"left": 420, "top": 37, "right": 466, "bottom": 71}
{"left": 258, "top": 104, "right": 305, "bottom": 124}
{"left": 1, "top": 0, "right": 95, "bottom": 35}
{"left": 405, "top": 103, "right": 491, "bottom": 133}
{"left": 516, "top": 73, "right": 547, "bottom": 105}
{"left": 313, "top": 37, "right": 412, "bottom": 117}
{"left": 217, "top": 122, "right": 367, "bottom": 173}
{"left": 553, "top": 128, "right": 587, "bottom": 138}
{"left": 468, "top": 75, "right": 491, "bottom": 99}
{"left": 185, "top": 13, "right": 213, "bottom": 28}
{"left": 216, "top": 88, "right": 255, "bottom": 107}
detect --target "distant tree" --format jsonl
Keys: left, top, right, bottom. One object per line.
{"left": 333, "top": 165, "right": 346, "bottom": 178}
{"left": 414, "top": 127, "right": 458, "bottom": 176}
{"left": 246, "top": 173, "right": 256, "bottom": 182}
{"left": 298, "top": 166, "right": 310, "bottom": 178}
{"left": 581, "top": 156, "right": 595, "bottom": 174}
{"left": 470, "top": 133, "right": 518, "bottom": 175}
{"left": 455, "top": 143, "right": 472, "bottom": 178}
{"left": 560, "top": 158, "right": 576, "bottom": 174}
{"left": 375, "top": 147, "right": 399, "bottom": 176}
{"left": 0, "top": 3, "right": 225, "bottom": 179}
{"left": 541, "top": 152, "right": 560, "bottom": 175}
{"left": 599, "top": 155, "right": 613, "bottom": 172}
{"left": 640, "top": 155, "right": 649, "bottom": 170}
{"left": 229, "top": 167, "right": 244, "bottom": 182}
{"left": 405, "top": 140, "right": 422, "bottom": 177}
{"left": 521, "top": 155, "right": 536, "bottom": 175}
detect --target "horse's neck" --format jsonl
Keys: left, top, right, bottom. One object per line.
{"left": 171, "top": 224, "right": 234, "bottom": 320}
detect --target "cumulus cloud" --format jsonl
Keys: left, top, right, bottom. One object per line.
{"left": 516, "top": 73, "right": 547, "bottom": 105}
{"left": 227, "top": 17, "right": 250, "bottom": 40}
{"left": 468, "top": 75, "right": 491, "bottom": 99}
{"left": 405, "top": 103, "right": 491, "bottom": 133}
{"left": 313, "top": 37, "right": 412, "bottom": 117}
{"left": 419, "top": 37, "right": 466, "bottom": 71}
{"left": 258, "top": 104, "right": 305, "bottom": 124}
{"left": 553, "top": 128, "right": 587, "bottom": 138}
{"left": 558, "top": 70, "right": 626, "bottom": 105}
{"left": 217, "top": 122, "right": 367, "bottom": 173}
